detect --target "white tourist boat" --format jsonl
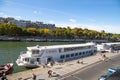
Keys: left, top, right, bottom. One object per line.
{"left": 97, "top": 42, "right": 120, "bottom": 53}
{"left": 16, "top": 42, "right": 97, "bottom": 67}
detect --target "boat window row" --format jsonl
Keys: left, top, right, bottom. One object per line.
{"left": 23, "top": 58, "right": 29, "bottom": 62}
{"left": 22, "top": 58, "right": 36, "bottom": 64}
{"left": 111, "top": 45, "right": 120, "bottom": 50}
{"left": 31, "top": 50, "right": 39, "bottom": 54}
{"left": 63, "top": 46, "right": 92, "bottom": 52}
{"left": 60, "top": 51, "right": 93, "bottom": 59}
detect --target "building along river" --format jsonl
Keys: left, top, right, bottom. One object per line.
{"left": 0, "top": 41, "right": 81, "bottom": 73}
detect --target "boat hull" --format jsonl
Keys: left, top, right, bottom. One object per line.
{"left": 0, "top": 63, "right": 13, "bottom": 77}
{"left": 16, "top": 60, "right": 39, "bottom": 68}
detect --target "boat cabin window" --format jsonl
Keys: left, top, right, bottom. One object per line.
{"left": 75, "top": 53, "right": 78, "bottom": 56}
{"left": 31, "top": 50, "right": 39, "bottom": 54}
{"left": 64, "top": 46, "right": 92, "bottom": 52}
{"left": 71, "top": 54, "right": 74, "bottom": 57}
{"left": 59, "top": 48, "right": 63, "bottom": 53}
{"left": 60, "top": 55, "right": 65, "bottom": 59}
{"left": 79, "top": 52, "right": 82, "bottom": 55}
{"left": 37, "top": 58, "right": 40, "bottom": 62}
{"left": 83, "top": 52, "right": 85, "bottom": 55}
{"left": 66, "top": 54, "right": 70, "bottom": 58}
{"left": 94, "top": 50, "right": 97, "bottom": 52}
{"left": 23, "top": 58, "right": 29, "bottom": 62}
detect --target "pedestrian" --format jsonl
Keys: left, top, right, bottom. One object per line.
{"left": 102, "top": 54, "right": 108, "bottom": 61}
{"left": 50, "top": 62, "right": 53, "bottom": 67}
{"left": 48, "top": 70, "right": 52, "bottom": 77}
{"left": 103, "top": 54, "right": 106, "bottom": 58}
{"left": 77, "top": 60, "right": 80, "bottom": 64}
{"left": 32, "top": 73, "right": 36, "bottom": 80}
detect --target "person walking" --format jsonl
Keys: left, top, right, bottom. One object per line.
{"left": 32, "top": 73, "right": 36, "bottom": 80}
{"left": 50, "top": 62, "right": 54, "bottom": 67}
{"left": 77, "top": 60, "right": 80, "bottom": 64}
{"left": 48, "top": 70, "right": 52, "bottom": 77}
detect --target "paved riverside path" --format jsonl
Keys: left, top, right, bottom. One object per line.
{"left": 6, "top": 52, "right": 120, "bottom": 80}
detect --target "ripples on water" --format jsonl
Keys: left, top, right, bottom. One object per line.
{"left": 0, "top": 41, "right": 80, "bottom": 73}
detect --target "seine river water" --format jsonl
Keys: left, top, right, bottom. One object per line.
{"left": 0, "top": 41, "right": 80, "bottom": 73}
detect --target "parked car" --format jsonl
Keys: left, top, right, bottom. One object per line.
{"left": 98, "top": 75, "right": 107, "bottom": 80}
{"left": 107, "top": 68, "right": 117, "bottom": 76}
{"left": 98, "top": 68, "right": 120, "bottom": 80}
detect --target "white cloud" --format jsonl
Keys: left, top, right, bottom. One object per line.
{"left": 69, "top": 19, "right": 76, "bottom": 23}
{"left": 14, "top": 16, "right": 22, "bottom": 19}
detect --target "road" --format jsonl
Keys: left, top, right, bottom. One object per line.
{"left": 61, "top": 54, "right": 120, "bottom": 80}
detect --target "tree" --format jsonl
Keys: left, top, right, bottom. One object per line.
{"left": 43, "top": 28, "right": 53, "bottom": 38}
{"left": 0, "top": 23, "right": 120, "bottom": 41}
{"left": 54, "top": 27, "right": 64, "bottom": 38}
{"left": 71, "top": 28, "right": 79, "bottom": 39}
{"left": 64, "top": 27, "right": 72, "bottom": 39}
{"left": 27, "top": 27, "right": 38, "bottom": 36}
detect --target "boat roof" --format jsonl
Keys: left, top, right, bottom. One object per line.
{"left": 27, "top": 42, "right": 95, "bottom": 50}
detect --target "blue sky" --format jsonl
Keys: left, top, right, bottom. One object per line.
{"left": 0, "top": 0, "right": 120, "bottom": 33}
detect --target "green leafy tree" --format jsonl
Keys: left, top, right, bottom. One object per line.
{"left": 27, "top": 27, "right": 38, "bottom": 36}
